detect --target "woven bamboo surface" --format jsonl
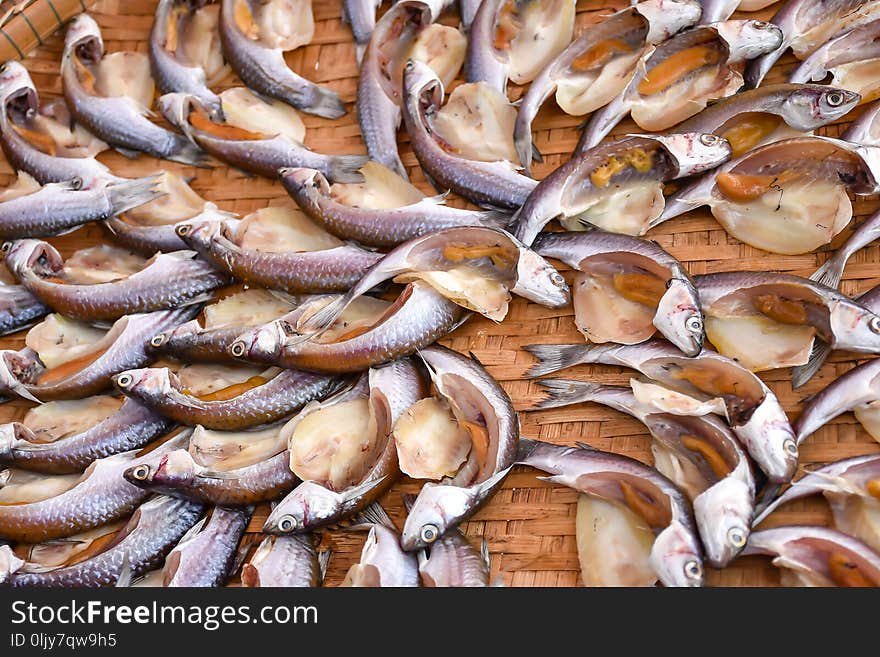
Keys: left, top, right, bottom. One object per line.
{"left": 0, "top": 0, "right": 878, "bottom": 587}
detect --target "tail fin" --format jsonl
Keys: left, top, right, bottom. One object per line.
{"left": 303, "top": 85, "right": 347, "bottom": 120}
{"left": 532, "top": 379, "right": 604, "bottom": 409}
{"left": 354, "top": 501, "right": 396, "bottom": 530}
{"left": 296, "top": 293, "right": 351, "bottom": 336}
{"left": 167, "top": 138, "right": 211, "bottom": 168}
{"left": 477, "top": 209, "right": 516, "bottom": 230}
{"left": 809, "top": 255, "right": 846, "bottom": 290}
{"left": 752, "top": 481, "right": 783, "bottom": 519}
{"left": 523, "top": 343, "right": 591, "bottom": 378}
{"left": 317, "top": 547, "right": 332, "bottom": 583}
{"left": 790, "top": 340, "right": 831, "bottom": 390}
{"left": 326, "top": 154, "right": 370, "bottom": 183}
{"left": 107, "top": 175, "right": 167, "bottom": 216}
{"left": 515, "top": 437, "right": 544, "bottom": 463}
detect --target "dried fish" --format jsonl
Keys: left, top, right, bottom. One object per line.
{"left": 341, "top": 503, "right": 420, "bottom": 587}
{"left": 344, "top": 0, "right": 382, "bottom": 63}
{"left": 241, "top": 533, "right": 323, "bottom": 587}
{"left": 417, "top": 527, "right": 490, "bottom": 587}
{"left": 0, "top": 283, "right": 48, "bottom": 337}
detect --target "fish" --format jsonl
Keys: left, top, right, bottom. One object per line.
{"left": 0, "top": 398, "right": 173, "bottom": 475}
{"left": 174, "top": 212, "right": 384, "bottom": 295}
{"left": 464, "top": 0, "right": 576, "bottom": 93}
{"left": 745, "top": 0, "right": 876, "bottom": 89}
{"left": 401, "top": 59, "right": 537, "bottom": 210}
{"left": 0, "top": 307, "right": 200, "bottom": 402}
{"left": 789, "top": 18, "right": 880, "bottom": 104}
{"left": 230, "top": 281, "right": 466, "bottom": 373}
{"left": 280, "top": 166, "right": 510, "bottom": 248}
{"left": 695, "top": 272, "right": 880, "bottom": 372}
{"left": 0, "top": 283, "right": 49, "bottom": 336}
{"left": 401, "top": 345, "right": 518, "bottom": 550}
{"left": 578, "top": 20, "right": 784, "bottom": 150}
{"left": 150, "top": 0, "right": 225, "bottom": 119}
{"left": 0, "top": 174, "right": 165, "bottom": 241}
{"left": 516, "top": 438, "right": 704, "bottom": 587}
{"left": 340, "top": 503, "right": 420, "bottom": 587}
{"left": 296, "top": 226, "right": 569, "bottom": 335}
{"left": 741, "top": 525, "right": 880, "bottom": 586}
{"left": 417, "top": 527, "right": 490, "bottom": 587}
{"left": 672, "top": 84, "right": 861, "bottom": 158}
{"left": 343, "top": 0, "right": 382, "bottom": 63}
{"left": 514, "top": 0, "right": 702, "bottom": 173}
{"left": 162, "top": 505, "right": 252, "bottom": 587}
{"left": 218, "top": 0, "right": 345, "bottom": 119}
{"left": 0, "top": 62, "right": 119, "bottom": 186}
{"left": 659, "top": 136, "right": 880, "bottom": 254}
{"left": 62, "top": 15, "right": 206, "bottom": 166}
{"left": 532, "top": 231, "right": 704, "bottom": 356}
{"left": 113, "top": 366, "right": 340, "bottom": 431}
{"left": 241, "top": 533, "right": 325, "bottom": 587}
{"left": 125, "top": 446, "right": 298, "bottom": 505}
{"left": 513, "top": 133, "right": 732, "bottom": 245}
{"left": 3, "top": 240, "right": 228, "bottom": 322}
{"left": 0, "top": 433, "right": 189, "bottom": 543}
{"left": 5, "top": 496, "right": 204, "bottom": 588}
{"left": 842, "top": 96, "right": 880, "bottom": 146}
{"left": 158, "top": 92, "right": 366, "bottom": 182}
{"left": 533, "top": 381, "right": 755, "bottom": 568}
{"left": 458, "top": 0, "right": 481, "bottom": 31}
{"left": 264, "top": 358, "right": 426, "bottom": 533}
{"left": 524, "top": 339, "right": 799, "bottom": 483}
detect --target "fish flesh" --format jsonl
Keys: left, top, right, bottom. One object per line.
{"left": 0, "top": 283, "right": 48, "bottom": 336}
{"left": 162, "top": 505, "right": 252, "bottom": 587}
{"left": 524, "top": 339, "right": 799, "bottom": 483}
{"left": 62, "top": 15, "right": 206, "bottom": 166}
{"left": 532, "top": 231, "right": 704, "bottom": 356}
{"left": 401, "top": 345, "right": 518, "bottom": 550}
{"left": 218, "top": 0, "right": 345, "bottom": 118}
{"left": 241, "top": 533, "right": 324, "bottom": 587}
{"left": 113, "top": 366, "right": 340, "bottom": 431}
{"left": 742, "top": 525, "right": 880, "bottom": 586}
{"left": 513, "top": 133, "right": 732, "bottom": 244}
{"left": 516, "top": 438, "right": 704, "bottom": 587}
{"left": 0, "top": 433, "right": 188, "bottom": 543}
{"left": 0, "top": 307, "right": 200, "bottom": 402}
{"left": 514, "top": 0, "right": 702, "bottom": 173}
{"left": 158, "top": 92, "right": 367, "bottom": 182}
{"left": 230, "top": 281, "right": 466, "bottom": 373}
{"left": 0, "top": 398, "right": 172, "bottom": 475}
{"left": 341, "top": 503, "right": 420, "bottom": 587}
{"left": 401, "top": 59, "right": 537, "bottom": 210}
{"left": 3, "top": 240, "right": 228, "bottom": 322}
{"left": 533, "top": 381, "right": 754, "bottom": 568}
{"left": 579, "top": 20, "right": 784, "bottom": 150}
{"left": 5, "top": 496, "right": 204, "bottom": 588}
{"left": 659, "top": 137, "right": 880, "bottom": 254}
{"left": 280, "top": 166, "right": 509, "bottom": 248}
{"left": 296, "top": 226, "right": 569, "bottom": 335}
{"left": 174, "top": 208, "right": 383, "bottom": 294}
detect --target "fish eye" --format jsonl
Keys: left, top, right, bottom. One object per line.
{"left": 0, "top": 64, "right": 7, "bottom": 74}
{"left": 753, "top": 20, "right": 769, "bottom": 28}
{"left": 116, "top": 373, "right": 133, "bottom": 388}
{"left": 420, "top": 524, "right": 439, "bottom": 544}
{"left": 783, "top": 439, "right": 798, "bottom": 458}
{"left": 728, "top": 527, "right": 747, "bottom": 549}
{"left": 130, "top": 465, "right": 150, "bottom": 481}
{"left": 229, "top": 341, "right": 246, "bottom": 358}
{"left": 149, "top": 334, "right": 166, "bottom": 348}
{"left": 700, "top": 134, "right": 720, "bottom": 146}
{"left": 870, "top": 316, "right": 880, "bottom": 334}
{"left": 69, "top": 177, "right": 83, "bottom": 191}
{"left": 684, "top": 560, "right": 703, "bottom": 580}
{"left": 175, "top": 224, "right": 191, "bottom": 237}
{"left": 686, "top": 315, "right": 704, "bottom": 333}
{"left": 276, "top": 515, "right": 298, "bottom": 533}
{"left": 550, "top": 272, "right": 566, "bottom": 287}
{"left": 826, "top": 92, "right": 845, "bottom": 107}
{"left": 405, "top": 59, "right": 415, "bottom": 71}
{"left": 0, "top": 242, "right": 10, "bottom": 253}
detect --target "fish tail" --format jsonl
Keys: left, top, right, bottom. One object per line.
{"left": 107, "top": 175, "right": 167, "bottom": 216}
{"left": 809, "top": 255, "right": 845, "bottom": 290}
{"left": 523, "top": 343, "right": 594, "bottom": 378}
{"left": 302, "top": 84, "right": 347, "bottom": 120}
{"left": 478, "top": 209, "right": 515, "bottom": 230}
{"left": 790, "top": 340, "right": 832, "bottom": 390}
{"left": 317, "top": 547, "right": 332, "bottom": 583}
{"left": 297, "top": 294, "right": 349, "bottom": 336}
{"left": 326, "top": 154, "right": 370, "bottom": 183}
{"left": 515, "top": 437, "right": 547, "bottom": 464}
{"left": 354, "top": 501, "right": 395, "bottom": 530}
{"left": 167, "top": 138, "right": 211, "bottom": 168}
{"left": 753, "top": 481, "right": 783, "bottom": 519}
{"left": 532, "top": 378, "right": 604, "bottom": 409}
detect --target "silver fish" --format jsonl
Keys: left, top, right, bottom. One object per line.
{"left": 579, "top": 20, "right": 784, "bottom": 150}
{"left": 700, "top": 0, "right": 741, "bottom": 23}
{"left": 532, "top": 231, "right": 704, "bottom": 356}
{"left": 344, "top": 0, "right": 382, "bottom": 64}
{"left": 401, "top": 345, "right": 518, "bottom": 550}
{"left": 516, "top": 438, "right": 704, "bottom": 587}
{"left": 62, "top": 15, "right": 206, "bottom": 166}
{"left": 401, "top": 58, "right": 537, "bottom": 210}
{"left": 0, "top": 284, "right": 48, "bottom": 336}
{"left": 514, "top": 133, "right": 732, "bottom": 245}
{"left": 341, "top": 503, "right": 420, "bottom": 587}
{"left": 417, "top": 527, "right": 490, "bottom": 587}
{"left": 842, "top": 97, "right": 880, "bottom": 145}
{"left": 459, "top": 0, "right": 481, "bottom": 31}
{"left": 218, "top": 0, "right": 344, "bottom": 119}
{"left": 742, "top": 525, "right": 880, "bottom": 586}
{"left": 6, "top": 496, "right": 204, "bottom": 588}
{"left": 533, "top": 381, "right": 755, "bottom": 568}
{"left": 163, "top": 505, "right": 252, "bottom": 587}
{"left": 241, "top": 533, "right": 324, "bottom": 587}
{"left": 524, "top": 339, "right": 799, "bottom": 483}
{"left": 514, "top": 0, "right": 702, "bottom": 173}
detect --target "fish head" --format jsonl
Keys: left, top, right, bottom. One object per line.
{"left": 229, "top": 322, "right": 285, "bottom": 363}
{"left": 402, "top": 58, "right": 444, "bottom": 118}
{"left": 644, "top": 132, "right": 732, "bottom": 179}
{"left": 0, "top": 544, "right": 23, "bottom": 585}
{"left": 279, "top": 167, "right": 329, "bottom": 203}
{"left": 781, "top": 87, "right": 861, "bottom": 132}
{"left": 113, "top": 367, "right": 176, "bottom": 403}
{"left": 174, "top": 215, "right": 225, "bottom": 249}
{"left": 401, "top": 482, "right": 471, "bottom": 550}
{"left": 736, "top": 396, "right": 798, "bottom": 484}
{"left": 124, "top": 449, "right": 196, "bottom": 492}
{"left": 510, "top": 244, "right": 570, "bottom": 309}
{"left": 654, "top": 277, "right": 704, "bottom": 356}
{"left": 692, "top": 476, "right": 754, "bottom": 568}
{"left": 263, "top": 481, "right": 343, "bottom": 534}
{"left": 0, "top": 61, "right": 37, "bottom": 121}
{"left": 0, "top": 423, "right": 20, "bottom": 461}
{"left": 650, "top": 521, "right": 705, "bottom": 587}
{"left": 715, "top": 20, "right": 784, "bottom": 64}
{"left": 1, "top": 239, "right": 63, "bottom": 278}
{"left": 636, "top": 0, "right": 703, "bottom": 44}
{"left": 64, "top": 14, "right": 104, "bottom": 63}
{"left": 829, "top": 298, "right": 880, "bottom": 353}
{"left": 156, "top": 92, "right": 194, "bottom": 133}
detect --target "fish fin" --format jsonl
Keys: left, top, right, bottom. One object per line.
{"left": 480, "top": 538, "right": 490, "bottom": 571}
{"left": 354, "top": 500, "right": 395, "bottom": 530}
{"left": 115, "top": 551, "right": 133, "bottom": 587}
{"left": 790, "top": 340, "right": 832, "bottom": 390}
{"left": 327, "top": 155, "right": 369, "bottom": 183}
{"left": 752, "top": 482, "right": 783, "bottom": 519}
{"left": 341, "top": 475, "right": 387, "bottom": 504}
{"left": 317, "top": 548, "right": 332, "bottom": 583}
{"left": 168, "top": 139, "right": 211, "bottom": 168}
{"left": 531, "top": 142, "right": 543, "bottom": 164}
{"left": 448, "top": 313, "right": 473, "bottom": 334}
{"left": 473, "top": 466, "right": 513, "bottom": 497}
{"left": 523, "top": 344, "right": 590, "bottom": 378}
{"left": 533, "top": 378, "right": 602, "bottom": 409}
{"left": 174, "top": 515, "right": 208, "bottom": 548}
{"left": 574, "top": 441, "right": 598, "bottom": 451}
{"left": 468, "top": 351, "right": 484, "bottom": 367}
{"left": 195, "top": 469, "right": 241, "bottom": 481}
{"left": 478, "top": 209, "right": 515, "bottom": 230}
{"left": 231, "top": 541, "right": 251, "bottom": 576}
{"left": 295, "top": 297, "right": 352, "bottom": 338}
{"left": 535, "top": 474, "right": 566, "bottom": 485}
{"left": 304, "top": 85, "right": 347, "bottom": 120}
{"left": 809, "top": 256, "right": 845, "bottom": 290}
{"left": 113, "top": 146, "right": 141, "bottom": 159}
{"left": 401, "top": 493, "right": 417, "bottom": 512}
{"left": 107, "top": 174, "right": 167, "bottom": 216}
{"left": 422, "top": 190, "right": 450, "bottom": 206}
{"left": 515, "top": 437, "right": 543, "bottom": 463}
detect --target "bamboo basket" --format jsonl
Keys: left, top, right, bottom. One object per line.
{"left": 0, "top": 0, "right": 878, "bottom": 587}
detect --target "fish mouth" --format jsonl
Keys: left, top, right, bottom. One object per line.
{"left": 2, "top": 84, "right": 37, "bottom": 124}
{"left": 280, "top": 167, "right": 324, "bottom": 192}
